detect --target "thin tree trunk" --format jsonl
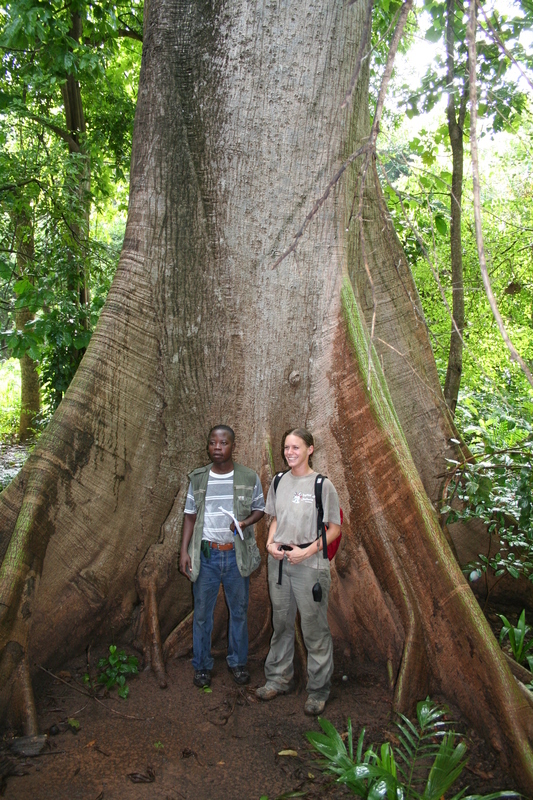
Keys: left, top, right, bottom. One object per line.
{"left": 61, "top": 12, "right": 91, "bottom": 314}
{"left": 0, "top": 0, "right": 532, "bottom": 790}
{"left": 16, "top": 310, "right": 40, "bottom": 442}
{"left": 443, "top": 0, "right": 468, "bottom": 415}
{"left": 14, "top": 215, "right": 40, "bottom": 441}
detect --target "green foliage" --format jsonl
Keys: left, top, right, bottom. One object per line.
{"left": 401, "top": 0, "right": 527, "bottom": 133}
{"left": 93, "top": 645, "right": 139, "bottom": 699}
{"left": 498, "top": 609, "right": 533, "bottom": 669}
{"left": 306, "top": 699, "right": 517, "bottom": 799}
{"left": 441, "top": 382, "right": 533, "bottom": 584}
{"left": 0, "top": 359, "right": 21, "bottom": 439}
{"left": 0, "top": 0, "right": 141, "bottom": 412}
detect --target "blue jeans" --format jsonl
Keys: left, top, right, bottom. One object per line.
{"left": 192, "top": 547, "right": 250, "bottom": 671}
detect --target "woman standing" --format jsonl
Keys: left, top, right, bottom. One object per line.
{"left": 256, "top": 429, "right": 341, "bottom": 716}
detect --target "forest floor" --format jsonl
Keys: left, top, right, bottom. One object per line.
{"left": 0, "top": 642, "right": 520, "bottom": 800}
{"left": 0, "top": 440, "right": 30, "bottom": 491}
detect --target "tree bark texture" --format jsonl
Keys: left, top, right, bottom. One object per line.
{"left": 1, "top": 0, "right": 532, "bottom": 790}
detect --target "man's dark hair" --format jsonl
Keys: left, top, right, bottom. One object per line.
{"left": 208, "top": 425, "right": 235, "bottom": 442}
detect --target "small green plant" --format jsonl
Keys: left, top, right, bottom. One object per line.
{"left": 499, "top": 609, "right": 533, "bottom": 669}
{"left": 154, "top": 741, "right": 164, "bottom": 751}
{"left": 67, "top": 717, "right": 80, "bottom": 734}
{"left": 94, "top": 645, "right": 139, "bottom": 699}
{"left": 306, "top": 698, "right": 517, "bottom": 799}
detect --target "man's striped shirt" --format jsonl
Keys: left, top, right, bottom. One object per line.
{"left": 184, "top": 470, "right": 265, "bottom": 544}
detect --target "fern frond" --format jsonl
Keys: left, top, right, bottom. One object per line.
{"left": 422, "top": 734, "right": 467, "bottom": 800}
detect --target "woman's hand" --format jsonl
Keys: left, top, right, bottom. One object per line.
{"left": 286, "top": 544, "right": 312, "bottom": 565}
{"left": 267, "top": 542, "right": 285, "bottom": 561}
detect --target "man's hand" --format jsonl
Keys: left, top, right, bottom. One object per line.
{"left": 179, "top": 551, "right": 192, "bottom": 578}
{"left": 180, "top": 512, "right": 196, "bottom": 580}
{"left": 230, "top": 521, "right": 244, "bottom": 534}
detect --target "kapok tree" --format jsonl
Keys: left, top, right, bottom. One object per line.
{"left": 0, "top": 0, "right": 532, "bottom": 792}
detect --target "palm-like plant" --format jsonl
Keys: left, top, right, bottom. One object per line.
{"left": 305, "top": 699, "right": 518, "bottom": 800}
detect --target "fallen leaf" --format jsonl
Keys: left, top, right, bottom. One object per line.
{"left": 127, "top": 766, "right": 155, "bottom": 783}
{"left": 278, "top": 749, "right": 298, "bottom": 757}
{"left": 466, "top": 765, "right": 494, "bottom": 780}
{"left": 217, "top": 761, "right": 225, "bottom": 765}
{"left": 85, "top": 740, "right": 96, "bottom": 748}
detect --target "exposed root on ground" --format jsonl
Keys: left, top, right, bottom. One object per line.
{"left": 163, "top": 611, "right": 193, "bottom": 660}
{"left": 12, "top": 657, "right": 38, "bottom": 736}
{"left": 135, "top": 542, "right": 175, "bottom": 688}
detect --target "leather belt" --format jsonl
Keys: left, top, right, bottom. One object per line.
{"left": 276, "top": 541, "right": 315, "bottom": 585}
{"left": 207, "top": 541, "right": 234, "bottom": 551}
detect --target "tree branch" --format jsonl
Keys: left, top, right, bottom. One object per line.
{"left": 117, "top": 28, "right": 143, "bottom": 42}
{"left": 476, "top": 0, "right": 533, "bottom": 95}
{"left": 26, "top": 112, "right": 81, "bottom": 152}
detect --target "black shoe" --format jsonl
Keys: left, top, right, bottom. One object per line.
{"left": 193, "top": 670, "right": 211, "bottom": 687}
{"left": 228, "top": 665, "right": 250, "bottom": 685}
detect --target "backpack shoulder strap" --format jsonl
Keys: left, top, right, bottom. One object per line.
{"left": 315, "top": 474, "right": 328, "bottom": 559}
{"left": 273, "top": 471, "right": 288, "bottom": 492}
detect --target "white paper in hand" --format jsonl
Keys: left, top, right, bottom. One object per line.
{"left": 218, "top": 507, "right": 244, "bottom": 540}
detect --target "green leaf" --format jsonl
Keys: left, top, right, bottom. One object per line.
{"left": 434, "top": 215, "right": 448, "bottom": 236}
{"left": 425, "top": 25, "right": 442, "bottom": 42}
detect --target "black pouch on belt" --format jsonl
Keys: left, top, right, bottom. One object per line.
{"left": 201, "top": 540, "right": 211, "bottom": 559}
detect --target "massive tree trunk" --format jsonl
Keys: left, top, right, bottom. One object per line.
{"left": 1, "top": 0, "right": 532, "bottom": 791}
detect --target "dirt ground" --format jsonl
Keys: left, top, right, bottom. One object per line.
{"left": 0, "top": 642, "right": 519, "bottom": 800}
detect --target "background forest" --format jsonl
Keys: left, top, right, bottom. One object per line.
{"left": 1, "top": 0, "right": 533, "bottom": 680}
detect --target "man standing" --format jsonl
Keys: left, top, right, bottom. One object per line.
{"left": 180, "top": 426, "right": 265, "bottom": 688}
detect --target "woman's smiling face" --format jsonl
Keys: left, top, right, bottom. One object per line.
{"left": 284, "top": 434, "right": 313, "bottom": 473}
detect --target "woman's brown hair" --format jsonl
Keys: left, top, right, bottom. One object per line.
{"left": 281, "top": 428, "right": 314, "bottom": 468}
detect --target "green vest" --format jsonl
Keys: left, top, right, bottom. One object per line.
{"left": 187, "top": 462, "right": 262, "bottom": 582}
